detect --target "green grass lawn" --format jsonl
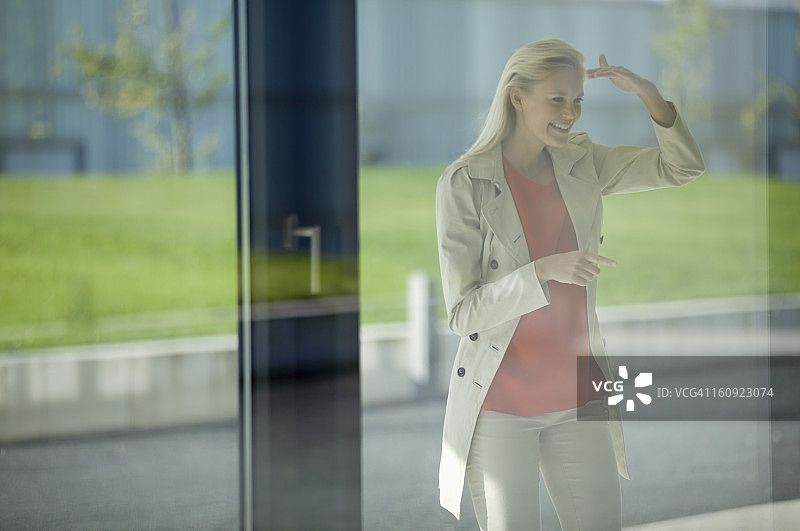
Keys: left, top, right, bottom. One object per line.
{"left": 0, "top": 168, "right": 797, "bottom": 350}
{"left": 0, "top": 174, "right": 239, "bottom": 350}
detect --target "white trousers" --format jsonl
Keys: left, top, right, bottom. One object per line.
{"left": 465, "top": 400, "right": 621, "bottom": 531}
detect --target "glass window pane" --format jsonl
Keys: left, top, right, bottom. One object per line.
{"left": 358, "top": 1, "right": 792, "bottom": 529}
{"left": 0, "top": 1, "right": 239, "bottom": 527}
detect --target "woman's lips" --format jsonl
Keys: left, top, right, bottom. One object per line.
{"left": 549, "top": 122, "right": 572, "bottom": 133}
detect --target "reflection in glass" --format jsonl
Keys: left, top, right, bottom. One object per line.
{"left": 0, "top": 1, "right": 239, "bottom": 528}
{"left": 358, "top": 0, "right": 793, "bottom": 529}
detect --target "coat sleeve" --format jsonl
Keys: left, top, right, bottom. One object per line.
{"left": 587, "top": 102, "right": 706, "bottom": 195}
{"left": 435, "top": 165, "right": 550, "bottom": 338}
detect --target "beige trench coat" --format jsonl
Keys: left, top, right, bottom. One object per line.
{"left": 435, "top": 103, "right": 705, "bottom": 519}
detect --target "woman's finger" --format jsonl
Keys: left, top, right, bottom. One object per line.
{"left": 586, "top": 68, "right": 626, "bottom": 80}
{"left": 599, "top": 54, "right": 609, "bottom": 67}
{"left": 584, "top": 254, "right": 617, "bottom": 267}
{"left": 587, "top": 263, "right": 602, "bottom": 276}
{"left": 589, "top": 67, "right": 632, "bottom": 78}
{"left": 576, "top": 260, "right": 601, "bottom": 276}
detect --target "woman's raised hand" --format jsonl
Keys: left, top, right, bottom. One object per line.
{"left": 585, "top": 54, "right": 676, "bottom": 127}
{"left": 534, "top": 251, "right": 617, "bottom": 287}
{"left": 585, "top": 54, "right": 654, "bottom": 96}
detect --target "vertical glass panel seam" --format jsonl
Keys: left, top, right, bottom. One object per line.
{"left": 235, "top": 0, "right": 253, "bottom": 529}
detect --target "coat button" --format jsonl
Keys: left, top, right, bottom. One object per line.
{"left": 469, "top": 333, "right": 478, "bottom": 341}
{"left": 489, "top": 259, "right": 499, "bottom": 269}
{"left": 457, "top": 367, "right": 466, "bottom": 377}
{"left": 600, "top": 235, "right": 604, "bottom": 244}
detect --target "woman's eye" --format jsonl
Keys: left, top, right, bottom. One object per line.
{"left": 552, "top": 97, "right": 564, "bottom": 103}
{"left": 575, "top": 98, "right": 584, "bottom": 104}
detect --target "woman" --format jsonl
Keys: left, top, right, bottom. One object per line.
{"left": 435, "top": 39, "right": 704, "bottom": 530}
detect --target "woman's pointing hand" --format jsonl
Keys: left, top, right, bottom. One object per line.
{"left": 534, "top": 251, "right": 617, "bottom": 287}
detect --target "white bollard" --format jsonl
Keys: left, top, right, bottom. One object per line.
{"left": 406, "top": 271, "right": 437, "bottom": 389}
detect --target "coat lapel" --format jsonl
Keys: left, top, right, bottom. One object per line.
{"left": 467, "top": 140, "right": 600, "bottom": 266}
{"left": 482, "top": 191, "right": 530, "bottom": 266}
{"left": 468, "top": 151, "right": 530, "bottom": 266}
{"left": 548, "top": 142, "right": 599, "bottom": 251}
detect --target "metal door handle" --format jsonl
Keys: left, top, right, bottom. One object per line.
{"left": 283, "top": 214, "right": 321, "bottom": 294}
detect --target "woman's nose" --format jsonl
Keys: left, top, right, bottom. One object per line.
{"left": 563, "top": 104, "right": 580, "bottom": 118}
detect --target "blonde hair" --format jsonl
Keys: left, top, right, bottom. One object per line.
{"left": 461, "top": 39, "right": 585, "bottom": 160}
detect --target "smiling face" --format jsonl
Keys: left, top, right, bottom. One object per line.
{"left": 509, "top": 67, "right": 585, "bottom": 150}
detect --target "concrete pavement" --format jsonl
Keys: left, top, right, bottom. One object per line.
{"left": 622, "top": 499, "right": 800, "bottom": 531}
{"left": 1, "top": 402, "right": 798, "bottom": 529}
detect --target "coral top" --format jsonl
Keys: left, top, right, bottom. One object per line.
{"left": 481, "top": 156, "right": 604, "bottom": 416}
